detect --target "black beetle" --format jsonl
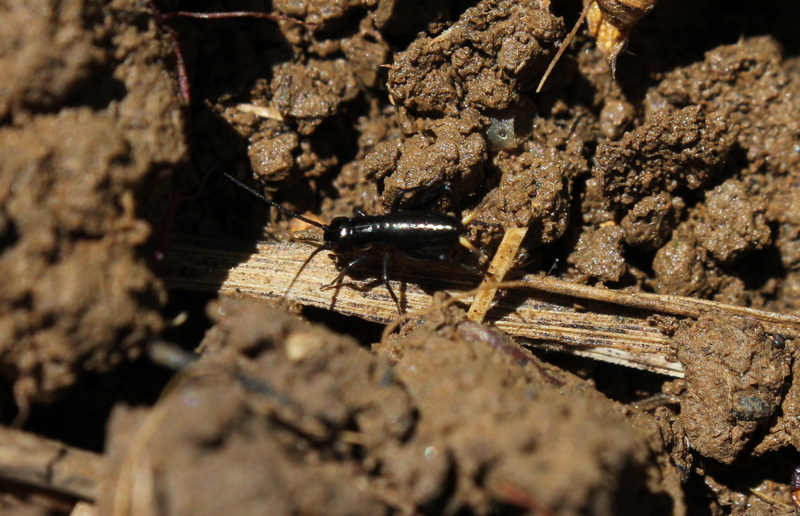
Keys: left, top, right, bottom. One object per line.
{"left": 224, "top": 173, "right": 491, "bottom": 312}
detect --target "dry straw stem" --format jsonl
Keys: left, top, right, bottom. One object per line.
{"left": 0, "top": 426, "right": 101, "bottom": 502}
{"left": 468, "top": 227, "right": 529, "bottom": 323}
{"left": 163, "top": 238, "right": 800, "bottom": 377}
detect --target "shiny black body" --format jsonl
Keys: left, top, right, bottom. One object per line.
{"left": 324, "top": 211, "right": 463, "bottom": 252}
{"left": 223, "top": 172, "right": 481, "bottom": 312}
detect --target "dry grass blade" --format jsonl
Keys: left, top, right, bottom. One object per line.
{"left": 162, "top": 238, "right": 800, "bottom": 377}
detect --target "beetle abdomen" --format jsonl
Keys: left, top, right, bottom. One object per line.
{"left": 337, "top": 211, "right": 462, "bottom": 251}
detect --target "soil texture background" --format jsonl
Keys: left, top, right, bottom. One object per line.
{"left": 1, "top": 0, "right": 800, "bottom": 515}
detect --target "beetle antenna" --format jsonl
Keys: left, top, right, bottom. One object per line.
{"left": 223, "top": 173, "right": 327, "bottom": 230}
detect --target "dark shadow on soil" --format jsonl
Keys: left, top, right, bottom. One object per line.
{"left": 22, "top": 359, "right": 174, "bottom": 453}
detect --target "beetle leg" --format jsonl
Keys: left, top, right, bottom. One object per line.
{"left": 391, "top": 182, "right": 452, "bottom": 212}
{"left": 382, "top": 252, "right": 402, "bottom": 313}
{"left": 458, "top": 262, "right": 492, "bottom": 277}
{"left": 404, "top": 248, "right": 490, "bottom": 278}
{"left": 462, "top": 214, "right": 502, "bottom": 232}
{"left": 321, "top": 254, "right": 371, "bottom": 290}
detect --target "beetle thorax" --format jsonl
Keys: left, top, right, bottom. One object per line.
{"left": 325, "top": 217, "right": 352, "bottom": 246}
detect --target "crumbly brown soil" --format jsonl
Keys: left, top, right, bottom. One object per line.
{"left": 2, "top": 0, "right": 800, "bottom": 514}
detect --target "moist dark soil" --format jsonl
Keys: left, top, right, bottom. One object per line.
{"left": 2, "top": 0, "right": 800, "bottom": 515}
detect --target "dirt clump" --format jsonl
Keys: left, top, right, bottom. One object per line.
{"left": 480, "top": 131, "right": 585, "bottom": 239}
{"left": 100, "top": 300, "right": 682, "bottom": 516}
{"left": 593, "top": 105, "right": 735, "bottom": 210}
{"left": 620, "top": 191, "right": 682, "bottom": 250}
{"left": 363, "top": 111, "right": 488, "bottom": 206}
{"left": 386, "top": 0, "right": 563, "bottom": 117}
{"left": 652, "top": 223, "right": 716, "bottom": 298}
{"left": 654, "top": 37, "right": 800, "bottom": 177}
{"left": 100, "top": 298, "right": 414, "bottom": 516}
{"left": 378, "top": 320, "right": 679, "bottom": 515}
{"left": 271, "top": 60, "right": 360, "bottom": 135}
{"left": 568, "top": 224, "right": 627, "bottom": 282}
{"left": 694, "top": 179, "right": 771, "bottom": 264}
{"left": 0, "top": 0, "right": 185, "bottom": 404}
{"left": 672, "top": 313, "right": 790, "bottom": 464}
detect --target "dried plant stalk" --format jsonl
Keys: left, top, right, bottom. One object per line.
{"left": 468, "top": 227, "right": 528, "bottom": 323}
{"left": 0, "top": 427, "right": 101, "bottom": 501}
{"left": 162, "top": 238, "right": 800, "bottom": 377}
